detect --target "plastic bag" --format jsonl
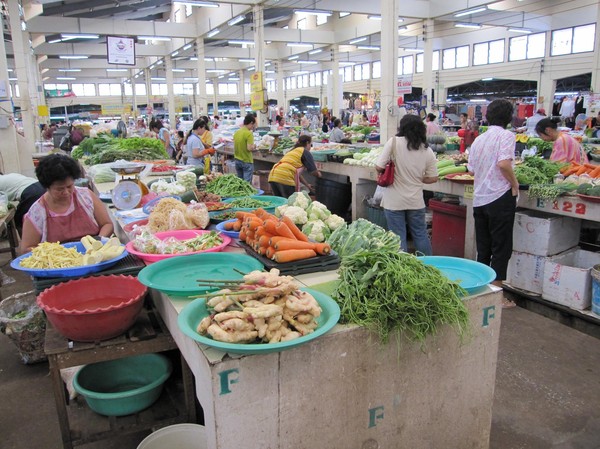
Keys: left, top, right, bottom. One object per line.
{"left": 132, "top": 230, "right": 161, "bottom": 254}
{"left": 159, "top": 236, "right": 187, "bottom": 254}
{"left": 0, "top": 192, "right": 8, "bottom": 218}
{"left": 168, "top": 209, "right": 194, "bottom": 230}
{"left": 86, "top": 163, "right": 117, "bottom": 183}
{"left": 186, "top": 202, "right": 209, "bottom": 229}
{"left": 0, "top": 291, "right": 47, "bottom": 364}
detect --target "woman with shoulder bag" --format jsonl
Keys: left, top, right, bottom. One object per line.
{"left": 375, "top": 114, "right": 438, "bottom": 255}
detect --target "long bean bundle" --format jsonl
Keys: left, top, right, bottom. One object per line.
{"left": 205, "top": 174, "right": 257, "bottom": 197}
{"left": 328, "top": 219, "right": 470, "bottom": 344}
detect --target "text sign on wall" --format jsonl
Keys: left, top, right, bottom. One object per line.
{"left": 107, "top": 36, "right": 136, "bottom": 66}
{"left": 397, "top": 75, "right": 412, "bottom": 95}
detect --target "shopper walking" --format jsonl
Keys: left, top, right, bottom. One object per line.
{"left": 150, "top": 119, "right": 176, "bottom": 159}
{"left": 185, "top": 119, "right": 208, "bottom": 167}
{"left": 268, "top": 135, "right": 321, "bottom": 198}
{"left": 535, "top": 117, "right": 588, "bottom": 164}
{"left": 375, "top": 114, "right": 438, "bottom": 255}
{"left": 233, "top": 114, "right": 257, "bottom": 182}
{"left": 467, "top": 99, "right": 519, "bottom": 308}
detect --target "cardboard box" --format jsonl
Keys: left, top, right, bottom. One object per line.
{"left": 513, "top": 210, "right": 581, "bottom": 256}
{"left": 542, "top": 248, "right": 600, "bottom": 310}
{"left": 506, "top": 250, "right": 548, "bottom": 294}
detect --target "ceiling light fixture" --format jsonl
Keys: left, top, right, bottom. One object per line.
{"left": 151, "top": 77, "right": 166, "bottom": 80}
{"left": 8, "top": 77, "right": 17, "bottom": 81}
{"left": 357, "top": 45, "right": 380, "bottom": 50}
{"left": 189, "top": 57, "right": 199, "bottom": 61}
{"left": 368, "top": 15, "right": 382, "bottom": 20}
{"left": 139, "top": 36, "right": 171, "bottom": 41}
{"left": 287, "top": 42, "right": 313, "bottom": 48}
{"left": 184, "top": 77, "right": 198, "bottom": 81}
{"left": 296, "top": 60, "right": 318, "bottom": 64}
{"left": 481, "top": 77, "right": 494, "bottom": 81}
{"left": 508, "top": 27, "right": 532, "bottom": 34}
{"left": 339, "top": 62, "right": 355, "bottom": 66}
{"left": 218, "top": 75, "right": 225, "bottom": 78}
{"left": 229, "top": 77, "right": 240, "bottom": 81}
{"left": 207, "top": 69, "right": 227, "bottom": 73}
{"left": 403, "top": 48, "right": 423, "bottom": 53}
{"left": 106, "top": 68, "right": 128, "bottom": 72}
{"left": 59, "top": 55, "right": 88, "bottom": 59}
{"left": 175, "top": 0, "right": 219, "bottom": 6}
{"left": 171, "top": 51, "right": 179, "bottom": 57}
{"left": 157, "top": 60, "right": 163, "bottom": 65}
{"left": 292, "top": 71, "right": 309, "bottom": 75}
{"left": 228, "top": 15, "right": 245, "bottom": 26}
{"left": 61, "top": 33, "right": 99, "bottom": 40}
{"left": 207, "top": 28, "right": 220, "bottom": 38}
{"left": 349, "top": 37, "right": 367, "bottom": 45}
{"left": 398, "top": 26, "right": 408, "bottom": 33}
{"left": 454, "top": 22, "right": 482, "bottom": 29}
{"left": 56, "top": 77, "right": 76, "bottom": 80}
{"left": 239, "top": 58, "right": 254, "bottom": 63}
{"left": 183, "top": 44, "right": 193, "bottom": 50}
{"left": 454, "top": 6, "right": 487, "bottom": 18}
{"left": 48, "top": 38, "right": 62, "bottom": 44}
{"left": 308, "top": 49, "right": 322, "bottom": 55}
{"left": 58, "top": 68, "right": 81, "bottom": 72}
{"left": 288, "top": 55, "right": 299, "bottom": 60}
{"left": 293, "top": 9, "right": 333, "bottom": 16}
{"left": 228, "top": 40, "right": 254, "bottom": 46}
{"left": 265, "top": 70, "right": 275, "bottom": 74}
{"left": 172, "top": 68, "right": 186, "bottom": 72}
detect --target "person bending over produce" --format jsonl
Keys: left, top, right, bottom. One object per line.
{"left": 150, "top": 119, "right": 176, "bottom": 159}
{"left": 467, "top": 99, "right": 519, "bottom": 308}
{"left": 20, "top": 154, "right": 113, "bottom": 253}
{"left": 535, "top": 117, "right": 588, "bottom": 164}
{"left": 375, "top": 114, "right": 438, "bottom": 255}
{"left": 0, "top": 172, "right": 46, "bottom": 234}
{"left": 185, "top": 119, "right": 210, "bottom": 167}
{"left": 268, "top": 135, "right": 322, "bottom": 198}
{"left": 233, "top": 114, "right": 257, "bottom": 182}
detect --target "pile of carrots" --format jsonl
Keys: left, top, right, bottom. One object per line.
{"left": 560, "top": 162, "right": 600, "bottom": 177}
{"left": 223, "top": 208, "right": 331, "bottom": 264}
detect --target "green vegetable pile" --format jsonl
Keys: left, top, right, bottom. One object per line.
{"left": 515, "top": 157, "right": 567, "bottom": 185}
{"left": 228, "top": 197, "right": 270, "bottom": 209}
{"left": 272, "top": 137, "right": 296, "bottom": 155}
{"left": 205, "top": 174, "right": 257, "bottom": 197}
{"left": 328, "top": 219, "right": 470, "bottom": 343}
{"left": 525, "top": 138, "right": 554, "bottom": 155}
{"left": 528, "top": 182, "right": 578, "bottom": 200}
{"left": 71, "top": 135, "right": 169, "bottom": 164}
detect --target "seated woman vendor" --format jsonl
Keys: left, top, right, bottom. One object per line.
{"left": 20, "top": 154, "right": 113, "bottom": 253}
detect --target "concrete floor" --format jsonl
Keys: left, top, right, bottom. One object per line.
{"left": 0, "top": 249, "right": 599, "bottom": 449}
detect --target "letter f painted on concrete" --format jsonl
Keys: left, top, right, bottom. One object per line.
{"left": 368, "top": 406, "right": 385, "bottom": 428}
{"left": 218, "top": 368, "right": 240, "bottom": 395}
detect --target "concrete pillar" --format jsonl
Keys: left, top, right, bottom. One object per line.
{"left": 380, "top": 0, "right": 399, "bottom": 142}
{"left": 212, "top": 81, "right": 219, "bottom": 116}
{"left": 196, "top": 38, "right": 207, "bottom": 117}
{"left": 421, "top": 19, "right": 434, "bottom": 110}
{"left": 0, "top": 12, "right": 21, "bottom": 173}
{"left": 539, "top": 69, "right": 556, "bottom": 115}
{"left": 330, "top": 45, "right": 341, "bottom": 117}
{"left": 130, "top": 69, "right": 137, "bottom": 116}
{"left": 252, "top": 4, "right": 267, "bottom": 126}
{"left": 8, "top": 0, "right": 36, "bottom": 175}
{"left": 239, "top": 69, "right": 246, "bottom": 116}
{"left": 276, "top": 60, "right": 285, "bottom": 114}
{"left": 145, "top": 68, "right": 152, "bottom": 115}
{"left": 590, "top": 6, "right": 600, "bottom": 100}
{"left": 165, "top": 56, "right": 176, "bottom": 127}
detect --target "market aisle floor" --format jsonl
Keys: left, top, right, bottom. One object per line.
{"left": 1, "top": 248, "right": 599, "bottom": 449}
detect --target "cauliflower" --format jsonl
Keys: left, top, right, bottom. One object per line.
{"left": 279, "top": 205, "right": 308, "bottom": 225}
{"left": 302, "top": 219, "right": 331, "bottom": 243}
{"left": 325, "top": 214, "right": 345, "bottom": 231}
{"left": 275, "top": 204, "right": 288, "bottom": 218}
{"left": 287, "top": 192, "right": 312, "bottom": 210}
{"left": 306, "top": 201, "right": 331, "bottom": 221}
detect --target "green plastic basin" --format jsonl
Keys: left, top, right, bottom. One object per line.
{"left": 73, "top": 354, "right": 172, "bottom": 417}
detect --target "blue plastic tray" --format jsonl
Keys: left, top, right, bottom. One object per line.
{"left": 215, "top": 219, "right": 240, "bottom": 239}
{"left": 11, "top": 241, "right": 129, "bottom": 278}
{"left": 418, "top": 256, "right": 496, "bottom": 295}
{"left": 178, "top": 288, "right": 340, "bottom": 354}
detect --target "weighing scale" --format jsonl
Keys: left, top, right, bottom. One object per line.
{"left": 110, "top": 164, "right": 150, "bottom": 210}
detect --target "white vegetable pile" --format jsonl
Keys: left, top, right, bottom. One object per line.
{"left": 343, "top": 146, "right": 384, "bottom": 167}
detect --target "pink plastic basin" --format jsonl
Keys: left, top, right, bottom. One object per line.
{"left": 37, "top": 275, "right": 147, "bottom": 342}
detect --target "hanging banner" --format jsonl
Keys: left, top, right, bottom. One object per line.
{"left": 397, "top": 75, "right": 413, "bottom": 95}
{"left": 250, "top": 90, "right": 266, "bottom": 111}
{"left": 107, "top": 36, "right": 136, "bottom": 66}
{"left": 45, "top": 89, "right": 76, "bottom": 98}
{"left": 250, "top": 72, "right": 263, "bottom": 92}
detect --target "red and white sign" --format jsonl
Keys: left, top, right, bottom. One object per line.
{"left": 397, "top": 75, "right": 412, "bottom": 95}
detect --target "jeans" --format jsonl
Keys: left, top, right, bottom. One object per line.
{"left": 235, "top": 159, "right": 254, "bottom": 183}
{"left": 384, "top": 208, "right": 432, "bottom": 255}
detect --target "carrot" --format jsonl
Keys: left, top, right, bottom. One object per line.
{"left": 245, "top": 230, "right": 255, "bottom": 241}
{"left": 265, "top": 246, "right": 276, "bottom": 259}
{"left": 254, "top": 226, "right": 267, "bottom": 237}
{"left": 313, "top": 242, "right": 331, "bottom": 255}
{"left": 257, "top": 246, "right": 268, "bottom": 256}
{"left": 576, "top": 165, "right": 588, "bottom": 175}
{"left": 281, "top": 216, "right": 309, "bottom": 242}
{"left": 584, "top": 163, "right": 597, "bottom": 170}
{"left": 559, "top": 164, "right": 573, "bottom": 175}
{"left": 272, "top": 249, "right": 317, "bottom": 263}
{"left": 263, "top": 220, "right": 279, "bottom": 235}
{"left": 563, "top": 167, "right": 579, "bottom": 177}
{"left": 223, "top": 221, "right": 236, "bottom": 230}
{"left": 254, "top": 208, "right": 268, "bottom": 218}
{"left": 258, "top": 234, "right": 273, "bottom": 247}
{"left": 235, "top": 211, "right": 255, "bottom": 220}
{"left": 232, "top": 221, "right": 242, "bottom": 232}
{"left": 247, "top": 218, "right": 263, "bottom": 231}
{"left": 269, "top": 235, "right": 293, "bottom": 246}
{"left": 274, "top": 239, "right": 317, "bottom": 251}
{"left": 589, "top": 166, "right": 600, "bottom": 178}
{"left": 275, "top": 221, "right": 297, "bottom": 240}
{"left": 239, "top": 228, "right": 247, "bottom": 240}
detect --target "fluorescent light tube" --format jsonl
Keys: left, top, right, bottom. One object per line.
{"left": 297, "top": 60, "right": 318, "bottom": 64}
{"left": 398, "top": 26, "right": 408, "bottom": 33}
{"left": 339, "top": 62, "right": 355, "bottom": 66}
{"left": 368, "top": 15, "right": 382, "bottom": 20}
{"left": 229, "top": 77, "right": 240, "bottom": 81}
{"left": 175, "top": 0, "right": 219, "bottom": 6}
{"left": 288, "top": 55, "right": 299, "bottom": 60}
{"left": 151, "top": 77, "right": 166, "bottom": 80}
{"left": 106, "top": 68, "right": 128, "bottom": 72}
{"left": 228, "top": 40, "right": 254, "bottom": 46}
{"left": 454, "top": 6, "right": 487, "bottom": 17}
{"left": 293, "top": 71, "right": 309, "bottom": 75}
{"left": 184, "top": 77, "right": 198, "bottom": 81}
{"left": 157, "top": 60, "right": 163, "bottom": 65}
{"left": 357, "top": 45, "right": 380, "bottom": 50}
{"left": 294, "top": 9, "right": 332, "bottom": 16}
{"left": 403, "top": 48, "right": 423, "bottom": 53}
{"left": 265, "top": 70, "right": 275, "bottom": 74}
{"left": 48, "top": 38, "right": 62, "bottom": 44}
{"left": 56, "top": 77, "right": 76, "bottom": 80}
{"left": 481, "top": 78, "right": 493, "bottom": 81}
{"left": 207, "top": 28, "right": 220, "bottom": 38}
{"left": 8, "top": 77, "right": 17, "bottom": 81}
{"left": 455, "top": 23, "right": 482, "bottom": 29}
{"left": 139, "top": 36, "right": 171, "bottom": 41}
{"left": 206, "top": 69, "right": 227, "bottom": 73}
{"left": 228, "top": 15, "right": 245, "bottom": 26}
{"left": 349, "top": 37, "right": 367, "bottom": 45}
{"left": 287, "top": 43, "right": 313, "bottom": 48}
{"left": 59, "top": 55, "right": 88, "bottom": 59}
{"left": 172, "top": 68, "right": 186, "bottom": 72}
{"left": 508, "top": 28, "right": 532, "bottom": 34}
{"left": 61, "top": 34, "right": 99, "bottom": 40}
{"left": 183, "top": 44, "right": 193, "bottom": 50}
{"left": 218, "top": 75, "right": 224, "bottom": 78}
{"left": 58, "top": 68, "right": 81, "bottom": 72}
{"left": 171, "top": 51, "right": 179, "bottom": 56}
{"left": 189, "top": 57, "right": 198, "bottom": 61}
{"left": 308, "top": 49, "right": 322, "bottom": 55}
{"left": 239, "top": 58, "right": 254, "bottom": 63}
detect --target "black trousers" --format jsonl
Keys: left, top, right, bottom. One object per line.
{"left": 269, "top": 182, "right": 295, "bottom": 199}
{"left": 473, "top": 189, "right": 517, "bottom": 281}
{"left": 16, "top": 182, "right": 46, "bottom": 234}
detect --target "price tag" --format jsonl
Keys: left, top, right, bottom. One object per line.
{"left": 463, "top": 185, "right": 474, "bottom": 199}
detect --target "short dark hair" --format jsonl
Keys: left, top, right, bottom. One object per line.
{"left": 427, "top": 113, "right": 436, "bottom": 121}
{"left": 243, "top": 115, "right": 256, "bottom": 125}
{"left": 397, "top": 114, "right": 427, "bottom": 151}
{"left": 177, "top": 130, "right": 184, "bottom": 138}
{"left": 333, "top": 119, "right": 341, "bottom": 128}
{"left": 535, "top": 117, "right": 560, "bottom": 135}
{"left": 192, "top": 119, "right": 206, "bottom": 131}
{"left": 297, "top": 135, "right": 312, "bottom": 147}
{"left": 485, "top": 99, "right": 513, "bottom": 128}
{"left": 460, "top": 113, "right": 468, "bottom": 119}
{"left": 36, "top": 154, "right": 81, "bottom": 188}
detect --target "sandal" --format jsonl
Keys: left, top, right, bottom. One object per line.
{"left": 502, "top": 298, "right": 517, "bottom": 309}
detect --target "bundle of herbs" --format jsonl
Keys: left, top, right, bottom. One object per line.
{"left": 328, "top": 220, "right": 470, "bottom": 344}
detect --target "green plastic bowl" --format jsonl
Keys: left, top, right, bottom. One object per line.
{"left": 73, "top": 354, "right": 172, "bottom": 417}
{"left": 223, "top": 194, "right": 287, "bottom": 213}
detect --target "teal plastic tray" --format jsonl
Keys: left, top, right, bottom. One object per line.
{"left": 178, "top": 288, "right": 340, "bottom": 354}
{"left": 418, "top": 256, "right": 496, "bottom": 295}
{"left": 223, "top": 195, "right": 287, "bottom": 213}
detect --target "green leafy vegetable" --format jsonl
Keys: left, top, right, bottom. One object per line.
{"left": 205, "top": 174, "right": 257, "bottom": 197}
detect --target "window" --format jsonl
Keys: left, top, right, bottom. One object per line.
{"left": 343, "top": 66, "right": 352, "bottom": 82}
{"left": 551, "top": 24, "right": 595, "bottom": 56}
{"left": 44, "top": 83, "right": 70, "bottom": 91}
{"left": 474, "top": 40, "right": 505, "bottom": 66}
{"left": 297, "top": 75, "right": 304, "bottom": 88}
{"left": 443, "top": 45, "right": 469, "bottom": 69}
{"left": 315, "top": 71, "right": 322, "bottom": 86}
{"left": 72, "top": 83, "right": 96, "bottom": 96}
{"left": 456, "top": 46, "right": 469, "bottom": 67}
{"left": 173, "top": 84, "right": 184, "bottom": 95}
{"left": 227, "top": 83, "right": 238, "bottom": 95}
{"left": 267, "top": 80, "right": 276, "bottom": 92}
{"left": 416, "top": 54, "right": 423, "bottom": 73}
{"left": 297, "top": 18, "right": 307, "bottom": 30}
{"left": 442, "top": 48, "right": 456, "bottom": 69}
{"left": 316, "top": 14, "right": 328, "bottom": 26}
{"left": 185, "top": 4, "right": 192, "bottom": 17}
{"left": 173, "top": 84, "right": 194, "bottom": 95}
{"left": 361, "top": 62, "right": 371, "bottom": 80}
{"left": 290, "top": 77, "right": 296, "bottom": 89}
{"left": 372, "top": 61, "right": 381, "bottom": 78}
{"left": 150, "top": 84, "right": 167, "bottom": 95}
{"left": 354, "top": 64, "right": 363, "bottom": 81}
{"left": 432, "top": 50, "right": 440, "bottom": 71}
{"left": 309, "top": 73, "right": 315, "bottom": 86}
{"left": 286, "top": 77, "right": 291, "bottom": 90}
{"left": 98, "top": 83, "right": 122, "bottom": 95}
{"left": 302, "top": 74, "right": 308, "bottom": 87}
{"left": 134, "top": 83, "right": 146, "bottom": 96}
{"left": 403, "top": 55, "right": 413, "bottom": 74}
{"left": 206, "top": 83, "right": 214, "bottom": 95}
{"left": 509, "top": 32, "right": 546, "bottom": 61}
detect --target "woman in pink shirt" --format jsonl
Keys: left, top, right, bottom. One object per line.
{"left": 535, "top": 118, "right": 588, "bottom": 164}
{"left": 425, "top": 113, "right": 441, "bottom": 135}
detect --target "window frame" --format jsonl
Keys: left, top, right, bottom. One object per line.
{"left": 509, "top": 32, "right": 546, "bottom": 61}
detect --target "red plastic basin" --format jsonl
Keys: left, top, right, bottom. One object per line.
{"left": 37, "top": 275, "right": 147, "bottom": 342}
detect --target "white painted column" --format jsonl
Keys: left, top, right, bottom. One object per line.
{"left": 276, "top": 61, "right": 285, "bottom": 114}
{"left": 196, "top": 38, "right": 207, "bottom": 117}
{"left": 8, "top": 0, "right": 36, "bottom": 175}
{"left": 590, "top": 6, "right": 600, "bottom": 101}
{"left": 252, "top": 4, "right": 267, "bottom": 126}
{"left": 212, "top": 80, "right": 219, "bottom": 116}
{"left": 539, "top": 69, "right": 556, "bottom": 115}
{"left": 130, "top": 70, "right": 138, "bottom": 116}
{"left": 421, "top": 19, "right": 434, "bottom": 110}
{"left": 380, "top": 0, "right": 399, "bottom": 142}
{"left": 330, "top": 45, "right": 341, "bottom": 117}
{"left": 0, "top": 12, "right": 21, "bottom": 173}
{"left": 144, "top": 69, "right": 152, "bottom": 115}
{"left": 239, "top": 69, "right": 246, "bottom": 116}
{"left": 165, "top": 56, "right": 176, "bottom": 127}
